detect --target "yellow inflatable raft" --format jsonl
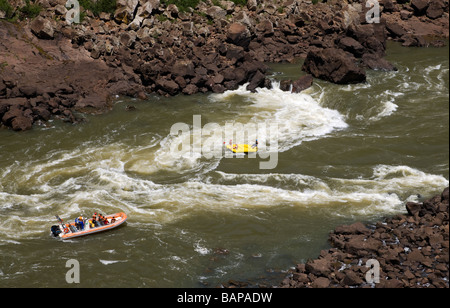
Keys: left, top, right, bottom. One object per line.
{"left": 226, "top": 144, "right": 258, "bottom": 154}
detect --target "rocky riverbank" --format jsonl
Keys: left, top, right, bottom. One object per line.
{"left": 1, "top": 0, "right": 449, "bottom": 131}
{"left": 278, "top": 187, "right": 449, "bottom": 288}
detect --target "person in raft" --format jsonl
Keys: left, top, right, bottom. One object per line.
{"left": 98, "top": 214, "right": 109, "bottom": 226}
{"left": 75, "top": 216, "right": 84, "bottom": 231}
{"left": 252, "top": 139, "right": 258, "bottom": 148}
{"left": 91, "top": 213, "right": 99, "bottom": 227}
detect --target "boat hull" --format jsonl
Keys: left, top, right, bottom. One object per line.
{"left": 54, "top": 212, "right": 127, "bottom": 240}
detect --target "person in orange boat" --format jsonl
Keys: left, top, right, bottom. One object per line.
{"left": 101, "top": 214, "right": 109, "bottom": 225}
{"left": 98, "top": 213, "right": 108, "bottom": 226}
{"left": 91, "top": 213, "right": 99, "bottom": 227}
{"left": 75, "top": 216, "right": 84, "bottom": 230}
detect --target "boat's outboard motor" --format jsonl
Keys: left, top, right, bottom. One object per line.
{"left": 51, "top": 225, "right": 61, "bottom": 237}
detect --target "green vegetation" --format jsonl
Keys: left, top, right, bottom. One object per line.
{"left": 79, "top": 0, "right": 117, "bottom": 16}
{"left": 229, "top": 0, "right": 247, "bottom": 6}
{"left": 0, "top": 0, "right": 41, "bottom": 21}
{"left": 20, "top": 0, "right": 42, "bottom": 19}
{"left": 162, "top": 0, "right": 201, "bottom": 12}
{"left": 0, "top": 0, "right": 14, "bottom": 19}
{"left": 162, "top": 0, "right": 248, "bottom": 12}
{"left": 0, "top": 61, "right": 8, "bottom": 72}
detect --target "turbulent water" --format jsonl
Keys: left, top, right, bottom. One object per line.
{"left": 0, "top": 42, "right": 448, "bottom": 287}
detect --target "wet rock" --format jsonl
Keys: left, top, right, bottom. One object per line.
{"left": 11, "top": 112, "right": 33, "bottom": 131}
{"left": 182, "top": 84, "right": 199, "bottom": 95}
{"left": 361, "top": 53, "right": 397, "bottom": 71}
{"left": 338, "top": 36, "right": 365, "bottom": 58}
{"left": 1, "top": 105, "right": 33, "bottom": 131}
{"left": 385, "top": 22, "right": 407, "bottom": 39}
{"left": 246, "top": 70, "right": 266, "bottom": 92}
{"left": 74, "top": 93, "right": 111, "bottom": 114}
{"left": 32, "top": 105, "right": 51, "bottom": 121}
{"left": 305, "top": 258, "right": 332, "bottom": 277}
{"left": 337, "top": 222, "right": 371, "bottom": 235}
{"left": 281, "top": 75, "right": 314, "bottom": 93}
{"left": 291, "top": 75, "right": 313, "bottom": 93}
{"left": 406, "top": 201, "right": 422, "bottom": 216}
{"left": 302, "top": 48, "right": 366, "bottom": 84}
{"left": 279, "top": 187, "right": 449, "bottom": 288}
{"left": 156, "top": 77, "right": 180, "bottom": 96}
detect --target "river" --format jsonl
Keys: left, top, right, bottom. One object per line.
{"left": 0, "top": 42, "right": 448, "bottom": 287}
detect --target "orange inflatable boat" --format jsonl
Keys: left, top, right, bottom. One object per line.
{"left": 51, "top": 212, "right": 127, "bottom": 240}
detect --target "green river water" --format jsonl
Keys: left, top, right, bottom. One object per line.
{"left": 0, "top": 42, "right": 448, "bottom": 288}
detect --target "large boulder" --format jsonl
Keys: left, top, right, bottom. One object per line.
{"left": 227, "top": 23, "right": 252, "bottom": 49}
{"left": 156, "top": 77, "right": 179, "bottom": 96}
{"left": 302, "top": 48, "right": 366, "bottom": 84}
{"left": 30, "top": 16, "right": 54, "bottom": 40}
{"left": 1, "top": 104, "right": 33, "bottom": 131}
{"left": 172, "top": 60, "right": 195, "bottom": 78}
{"left": 291, "top": 75, "right": 313, "bottom": 93}
{"left": 361, "top": 53, "right": 397, "bottom": 71}
{"left": 411, "top": 0, "right": 430, "bottom": 15}
{"left": 114, "top": 0, "right": 139, "bottom": 24}
{"left": 305, "top": 258, "right": 332, "bottom": 277}
{"left": 129, "top": 0, "right": 158, "bottom": 29}
{"left": 426, "top": 0, "right": 445, "bottom": 19}
{"left": 346, "top": 24, "right": 387, "bottom": 57}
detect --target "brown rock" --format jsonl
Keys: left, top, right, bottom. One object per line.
{"left": 302, "top": 48, "right": 366, "bottom": 84}
{"left": 406, "top": 201, "right": 422, "bottom": 216}
{"left": 312, "top": 277, "right": 331, "bottom": 288}
{"left": 30, "top": 17, "right": 54, "bottom": 40}
{"left": 114, "top": 0, "right": 139, "bottom": 24}
{"left": 381, "top": 278, "right": 404, "bottom": 288}
{"left": 335, "top": 222, "right": 371, "bottom": 235}
{"left": 305, "top": 258, "right": 332, "bottom": 277}
{"left": 362, "top": 53, "right": 397, "bottom": 72}
{"left": 338, "top": 36, "right": 365, "bottom": 58}
{"left": 441, "top": 187, "right": 449, "bottom": 202}
{"left": 411, "top": 0, "right": 430, "bottom": 15}
{"left": 406, "top": 249, "right": 426, "bottom": 263}
{"left": 172, "top": 60, "right": 195, "bottom": 78}
{"left": 291, "top": 75, "right": 313, "bottom": 93}
{"left": 156, "top": 78, "right": 180, "bottom": 96}
{"left": 345, "top": 236, "right": 382, "bottom": 254}
{"left": 2, "top": 107, "right": 23, "bottom": 126}
{"left": 32, "top": 106, "right": 51, "bottom": 121}
{"left": 227, "top": 23, "right": 252, "bottom": 49}
{"left": 182, "top": 84, "right": 199, "bottom": 95}
{"left": 385, "top": 22, "right": 407, "bottom": 39}
{"left": 74, "top": 93, "right": 111, "bottom": 113}
{"left": 246, "top": 70, "right": 266, "bottom": 92}
{"left": 292, "top": 272, "right": 309, "bottom": 283}
{"left": 341, "top": 270, "right": 364, "bottom": 286}
{"left": 11, "top": 114, "right": 33, "bottom": 131}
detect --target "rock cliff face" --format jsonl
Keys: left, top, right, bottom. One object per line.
{"left": 280, "top": 187, "right": 449, "bottom": 288}
{"left": 1, "top": 0, "right": 448, "bottom": 131}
